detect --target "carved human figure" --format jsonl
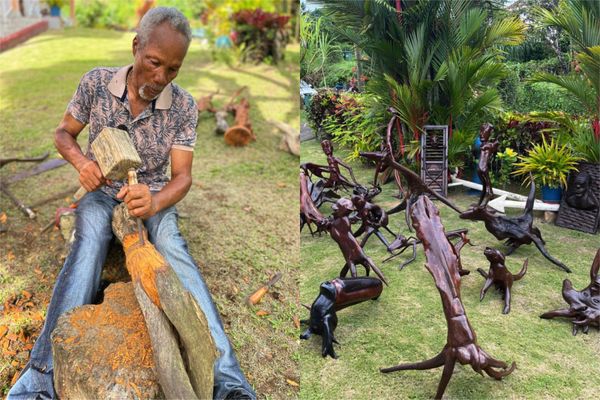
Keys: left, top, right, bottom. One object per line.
{"left": 300, "top": 140, "right": 358, "bottom": 193}
{"left": 565, "top": 171, "right": 598, "bottom": 211}
{"left": 477, "top": 123, "right": 499, "bottom": 206}
{"left": 477, "top": 248, "right": 527, "bottom": 314}
{"left": 327, "top": 198, "right": 388, "bottom": 285}
{"left": 350, "top": 193, "right": 396, "bottom": 251}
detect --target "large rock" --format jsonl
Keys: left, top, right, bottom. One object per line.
{"left": 51, "top": 282, "right": 163, "bottom": 399}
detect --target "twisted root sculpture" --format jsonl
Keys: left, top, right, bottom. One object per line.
{"left": 381, "top": 196, "right": 515, "bottom": 399}
{"left": 540, "top": 248, "right": 600, "bottom": 335}
{"left": 477, "top": 247, "right": 527, "bottom": 314}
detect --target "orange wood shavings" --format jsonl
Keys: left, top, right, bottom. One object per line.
{"left": 122, "top": 233, "right": 168, "bottom": 308}
{"left": 64, "top": 283, "right": 155, "bottom": 374}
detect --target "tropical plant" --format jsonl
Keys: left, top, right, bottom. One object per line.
{"left": 512, "top": 136, "right": 581, "bottom": 188}
{"left": 300, "top": 14, "right": 341, "bottom": 87}
{"left": 231, "top": 8, "right": 290, "bottom": 63}
{"left": 530, "top": 0, "right": 600, "bottom": 139}
{"left": 495, "top": 147, "right": 518, "bottom": 186}
{"left": 447, "top": 128, "right": 477, "bottom": 171}
{"left": 319, "top": 0, "right": 525, "bottom": 154}
{"left": 321, "top": 94, "right": 384, "bottom": 160}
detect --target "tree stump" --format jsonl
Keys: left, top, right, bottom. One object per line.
{"left": 51, "top": 282, "right": 163, "bottom": 399}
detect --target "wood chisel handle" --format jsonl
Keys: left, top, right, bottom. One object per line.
{"left": 127, "top": 168, "right": 145, "bottom": 245}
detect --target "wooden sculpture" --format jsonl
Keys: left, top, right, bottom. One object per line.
{"left": 301, "top": 140, "right": 359, "bottom": 192}
{"left": 384, "top": 229, "right": 472, "bottom": 273}
{"left": 350, "top": 192, "right": 396, "bottom": 251}
{"left": 299, "top": 171, "right": 388, "bottom": 285}
{"left": 476, "top": 123, "right": 500, "bottom": 206}
{"left": 300, "top": 277, "right": 383, "bottom": 358}
{"left": 381, "top": 195, "right": 516, "bottom": 399}
{"left": 477, "top": 247, "right": 528, "bottom": 314}
{"left": 459, "top": 178, "right": 570, "bottom": 272}
{"left": 540, "top": 249, "right": 600, "bottom": 335}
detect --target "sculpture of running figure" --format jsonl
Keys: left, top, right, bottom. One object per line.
{"left": 477, "top": 123, "right": 500, "bottom": 206}
{"left": 301, "top": 140, "right": 359, "bottom": 191}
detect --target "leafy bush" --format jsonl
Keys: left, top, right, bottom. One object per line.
{"left": 322, "top": 95, "right": 383, "bottom": 160}
{"left": 323, "top": 60, "right": 355, "bottom": 86}
{"left": 448, "top": 129, "right": 477, "bottom": 170}
{"left": 305, "top": 89, "right": 337, "bottom": 132}
{"left": 231, "top": 8, "right": 290, "bottom": 64}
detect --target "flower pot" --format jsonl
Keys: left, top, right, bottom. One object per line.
{"left": 541, "top": 185, "right": 562, "bottom": 203}
{"left": 50, "top": 5, "right": 61, "bottom": 16}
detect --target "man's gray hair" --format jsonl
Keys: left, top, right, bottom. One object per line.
{"left": 137, "top": 7, "right": 192, "bottom": 48}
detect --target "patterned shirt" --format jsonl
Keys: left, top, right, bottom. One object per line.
{"left": 67, "top": 65, "right": 198, "bottom": 198}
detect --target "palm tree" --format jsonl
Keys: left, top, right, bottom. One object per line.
{"left": 318, "top": 0, "right": 524, "bottom": 150}
{"left": 530, "top": 0, "right": 600, "bottom": 139}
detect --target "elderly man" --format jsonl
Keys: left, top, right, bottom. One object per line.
{"left": 8, "top": 7, "right": 255, "bottom": 400}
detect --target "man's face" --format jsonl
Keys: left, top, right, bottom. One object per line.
{"left": 132, "top": 23, "right": 188, "bottom": 101}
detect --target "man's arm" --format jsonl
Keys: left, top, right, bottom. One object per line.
{"left": 117, "top": 148, "right": 193, "bottom": 219}
{"left": 55, "top": 111, "right": 106, "bottom": 192}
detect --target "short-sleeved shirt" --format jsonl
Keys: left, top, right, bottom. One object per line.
{"left": 67, "top": 65, "right": 198, "bottom": 198}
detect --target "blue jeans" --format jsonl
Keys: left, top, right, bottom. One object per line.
{"left": 8, "top": 190, "right": 255, "bottom": 400}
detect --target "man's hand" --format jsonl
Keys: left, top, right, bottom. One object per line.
{"left": 117, "top": 183, "right": 157, "bottom": 219}
{"left": 77, "top": 159, "right": 108, "bottom": 192}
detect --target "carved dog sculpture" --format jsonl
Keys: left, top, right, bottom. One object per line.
{"left": 300, "top": 277, "right": 383, "bottom": 358}
{"left": 477, "top": 247, "right": 527, "bottom": 314}
{"left": 540, "top": 249, "right": 600, "bottom": 335}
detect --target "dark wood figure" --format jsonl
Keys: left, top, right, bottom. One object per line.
{"left": 300, "top": 172, "right": 388, "bottom": 285}
{"left": 300, "top": 140, "right": 359, "bottom": 193}
{"left": 381, "top": 196, "right": 516, "bottom": 399}
{"left": 360, "top": 148, "right": 462, "bottom": 231}
{"left": 300, "top": 170, "right": 326, "bottom": 235}
{"left": 565, "top": 171, "right": 598, "bottom": 211}
{"left": 476, "top": 123, "right": 500, "bottom": 206}
{"left": 350, "top": 192, "right": 397, "bottom": 251}
{"left": 383, "top": 229, "right": 472, "bottom": 274}
{"left": 540, "top": 248, "right": 600, "bottom": 335}
{"left": 460, "top": 178, "right": 570, "bottom": 272}
{"left": 329, "top": 198, "right": 388, "bottom": 285}
{"left": 300, "top": 277, "right": 383, "bottom": 358}
{"left": 477, "top": 247, "right": 528, "bottom": 314}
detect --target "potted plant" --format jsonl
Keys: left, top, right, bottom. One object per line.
{"left": 512, "top": 136, "right": 582, "bottom": 203}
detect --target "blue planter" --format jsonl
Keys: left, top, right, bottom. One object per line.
{"left": 541, "top": 185, "right": 562, "bottom": 203}
{"left": 50, "top": 5, "right": 61, "bottom": 16}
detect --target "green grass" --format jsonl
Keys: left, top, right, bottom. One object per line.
{"left": 0, "top": 27, "right": 299, "bottom": 398}
{"left": 299, "top": 139, "right": 599, "bottom": 399}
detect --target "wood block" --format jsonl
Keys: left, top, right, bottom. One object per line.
{"left": 91, "top": 127, "right": 142, "bottom": 180}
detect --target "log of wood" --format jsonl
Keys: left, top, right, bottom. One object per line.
{"left": 112, "top": 202, "right": 217, "bottom": 399}
{"left": 224, "top": 98, "right": 256, "bottom": 146}
{"left": 270, "top": 119, "right": 300, "bottom": 156}
{"left": 91, "top": 127, "right": 142, "bottom": 180}
{"left": 52, "top": 282, "right": 163, "bottom": 399}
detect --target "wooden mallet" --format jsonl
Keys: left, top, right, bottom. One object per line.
{"left": 73, "top": 127, "right": 142, "bottom": 201}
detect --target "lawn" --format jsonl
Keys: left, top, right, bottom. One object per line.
{"left": 0, "top": 28, "right": 300, "bottom": 398}
{"left": 299, "top": 139, "right": 599, "bottom": 399}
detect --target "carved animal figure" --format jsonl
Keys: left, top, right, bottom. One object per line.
{"left": 460, "top": 179, "right": 570, "bottom": 272}
{"left": 477, "top": 247, "right": 527, "bottom": 314}
{"left": 381, "top": 196, "right": 516, "bottom": 399}
{"left": 300, "top": 277, "right": 383, "bottom": 358}
{"left": 540, "top": 249, "right": 600, "bottom": 335}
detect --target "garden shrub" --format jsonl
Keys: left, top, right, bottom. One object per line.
{"left": 306, "top": 90, "right": 383, "bottom": 160}
{"left": 231, "top": 8, "right": 290, "bottom": 64}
